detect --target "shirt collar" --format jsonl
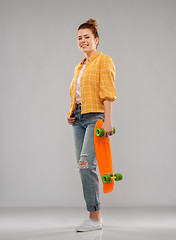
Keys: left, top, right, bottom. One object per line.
{"left": 79, "top": 51, "right": 102, "bottom": 66}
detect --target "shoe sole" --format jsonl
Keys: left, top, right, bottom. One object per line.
{"left": 76, "top": 227, "right": 102, "bottom": 232}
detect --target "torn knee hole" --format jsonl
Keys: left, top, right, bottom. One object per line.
{"left": 80, "top": 153, "right": 88, "bottom": 158}
{"left": 78, "top": 153, "right": 89, "bottom": 170}
{"left": 79, "top": 161, "right": 87, "bottom": 165}
{"left": 78, "top": 160, "right": 88, "bottom": 170}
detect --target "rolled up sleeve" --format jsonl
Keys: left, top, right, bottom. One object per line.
{"left": 99, "top": 56, "right": 117, "bottom": 102}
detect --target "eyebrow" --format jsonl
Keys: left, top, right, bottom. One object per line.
{"left": 77, "top": 34, "right": 89, "bottom": 38}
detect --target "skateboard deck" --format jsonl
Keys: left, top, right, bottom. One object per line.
{"left": 94, "top": 120, "right": 123, "bottom": 193}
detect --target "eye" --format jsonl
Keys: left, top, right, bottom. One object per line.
{"left": 78, "top": 37, "right": 89, "bottom": 40}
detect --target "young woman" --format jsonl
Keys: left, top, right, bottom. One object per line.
{"left": 67, "top": 18, "right": 117, "bottom": 232}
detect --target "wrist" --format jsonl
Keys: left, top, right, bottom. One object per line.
{"left": 104, "top": 118, "right": 112, "bottom": 124}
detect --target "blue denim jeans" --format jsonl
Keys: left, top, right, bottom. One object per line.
{"left": 72, "top": 103, "right": 105, "bottom": 212}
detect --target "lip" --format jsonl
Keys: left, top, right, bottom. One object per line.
{"left": 81, "top": 44, "right": 88, "bottom": 48}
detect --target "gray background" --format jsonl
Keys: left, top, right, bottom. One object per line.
{"left": 0, "top": 0, "right": 175, "bottom": 207}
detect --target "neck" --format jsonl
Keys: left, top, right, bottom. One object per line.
{"left": 85, "top": 50, "right": 97, "bottom": 60}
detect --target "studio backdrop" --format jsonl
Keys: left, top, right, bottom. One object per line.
{"left": 0, "top": 0, "right": 175, "bottom": 207}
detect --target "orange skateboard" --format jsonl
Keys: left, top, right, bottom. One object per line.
{"left": 94, "top": 120, "right": 123, "bottom": 193}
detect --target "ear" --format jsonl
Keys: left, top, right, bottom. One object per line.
{"left": 96, "top": 37, "right": 99, "bottom": 45}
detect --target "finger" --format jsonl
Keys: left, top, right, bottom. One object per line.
{"left": 70, "top": 118, "right": 75, "bottom": 122}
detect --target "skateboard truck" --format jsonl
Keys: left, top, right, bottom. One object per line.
{"left": 96, "top": 127, "right": 116, "bottom": 137}
{"left": 102, "top": 173, "right": 123, "bottom": 183}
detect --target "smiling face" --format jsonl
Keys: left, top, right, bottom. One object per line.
{"left": 77, "top": 28, "right": 99, "bottom": 54}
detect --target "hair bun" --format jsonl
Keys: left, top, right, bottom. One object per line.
{"left": 85, "top": 18, "right": 98, "bottom": 30}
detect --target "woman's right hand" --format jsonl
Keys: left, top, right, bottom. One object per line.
{"left": 67, "top": 116, "right": 76, "bottom": 125}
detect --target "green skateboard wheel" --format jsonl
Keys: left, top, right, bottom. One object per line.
{"left": 102, "top": 174, "right": 112, "bottom": 183}
{"left": 114, "top": 173, "right": 123, "bottom": 181}
{"left": 96, "top": 127, "right": 116, "bottom": 137}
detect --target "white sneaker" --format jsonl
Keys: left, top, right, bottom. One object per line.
{"left": 76, "top": 217, "right": 103, "bottom": 232}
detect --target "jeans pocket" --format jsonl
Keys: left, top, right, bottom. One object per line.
{"left": 94, "top": 113, "right": 105, "bottom": 121}
{"left": 84, "top": 113, "right": 105, "bottom": 126}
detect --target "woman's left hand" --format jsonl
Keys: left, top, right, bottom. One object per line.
{"left": 101, "top": 121, "right": 114, "bottom": 137}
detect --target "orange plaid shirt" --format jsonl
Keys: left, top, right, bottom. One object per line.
{"left": 67, "top": 51, "right": 117, "bottom": 118}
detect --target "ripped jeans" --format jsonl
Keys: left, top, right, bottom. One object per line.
{"left": 72, "top": 103, "right": 105, "bottom": 212}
